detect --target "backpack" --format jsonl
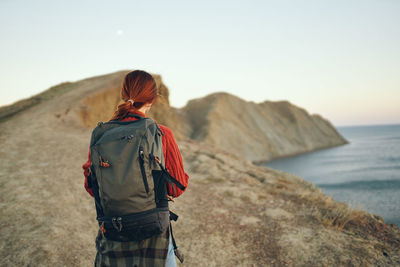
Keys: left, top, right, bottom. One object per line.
{"left": 87, "top": 114, "right": 186, "bottom": 243}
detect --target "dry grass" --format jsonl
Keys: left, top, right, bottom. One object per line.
{"left": 310, "top": 198, "right": 365, "bottom": 231}
{"left": 0, "top": 82, "right": 73, "bottom": 122}
{"left": 299, "top": 188, "right": 400, "bottom": 245}
{"left": 240, "top": 195, "right": 251, "bottom": 203}
{"left": 223, "top": 190, "right": 234, "bottom": 198}
{"left": 299, "top": 188, "right": 358, "bottom": 230}
{"left": 202, "top": 176, "right": 226, "bottom": 184}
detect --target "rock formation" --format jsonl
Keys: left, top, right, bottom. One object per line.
{"left": 68, "top": 70, "right": 348, "bottom": 163}
{"left": 179, "top": 92, "right": 348, "bottom": 162}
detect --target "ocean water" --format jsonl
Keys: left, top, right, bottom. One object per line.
{"left": 262, "top": 124, "right": 400, "bottom": 227}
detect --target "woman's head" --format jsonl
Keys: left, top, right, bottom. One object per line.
{"left": 110, "top": 70, "right": 158, "bottom": 121}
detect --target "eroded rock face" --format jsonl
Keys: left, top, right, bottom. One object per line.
{"left": 180, "top": 92, "right": 349, "bottom": 162}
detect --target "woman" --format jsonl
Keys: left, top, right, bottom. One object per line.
{"left": 82, "top": 70, "right": 189, "bottom": 267}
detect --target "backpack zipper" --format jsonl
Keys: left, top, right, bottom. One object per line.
{"left": 138, "top": 146, "right": 150, "bottom": 194}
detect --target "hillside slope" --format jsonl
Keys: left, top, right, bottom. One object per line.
{"left": 0, "top": 70, "right": 398, "bottom": 266}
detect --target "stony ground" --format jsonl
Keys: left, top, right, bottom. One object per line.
{"left": 0, "top": 72, "right": 399, "bottom": 266}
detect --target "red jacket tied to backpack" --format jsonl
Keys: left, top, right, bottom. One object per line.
{"left": 82, "top": 110, "right": 189, "bottom": 198}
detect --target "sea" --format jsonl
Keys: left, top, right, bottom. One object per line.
{"left": 262, "top": 123, "right": 400, "bottom": 228}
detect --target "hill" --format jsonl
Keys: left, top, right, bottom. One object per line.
{"left": 0, "top": 70, "right": 398, "bottom": 266}
{"left": 180, "top": 92, "right": 348, "bottom": 162}
{"left": 28, "top": 70, "right": 347, "bottom": 163}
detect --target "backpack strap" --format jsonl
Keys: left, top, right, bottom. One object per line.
{"left": 89, "top": 165, "right": 105, "bottom": 219}
{"left": 169, "top": 210, "right": 179, "bottom": 221}
{"left": 170, "top": 221, "right": 184, "bottom": 263}
{"left": 149, "top": 154, "right": 186, "bottom": 191}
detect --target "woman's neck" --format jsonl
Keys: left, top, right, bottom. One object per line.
{"left": 137, "top": 103, "right": 151, "bottom": 114}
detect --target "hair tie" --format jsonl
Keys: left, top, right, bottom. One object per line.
{"left": 127, "top": 99, "right": 134, "bottom": 106}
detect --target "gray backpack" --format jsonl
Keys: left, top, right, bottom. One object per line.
{"left": 87, "top": 114, "right": 185, "bottom": 242}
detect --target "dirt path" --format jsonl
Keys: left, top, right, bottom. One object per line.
{"left": 1, "top": 72, "right": 399, "bottom": 266}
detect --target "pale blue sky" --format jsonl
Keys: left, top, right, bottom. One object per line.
{"left": 1, "top": 0, "right": 399, "bottom": 127}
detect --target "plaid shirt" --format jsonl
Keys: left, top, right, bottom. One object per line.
{"left": 94, "top": 228, "right": 170, "bottom": 267}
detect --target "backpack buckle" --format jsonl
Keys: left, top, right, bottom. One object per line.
{"left": 167, "top": 195, "right": 175, "bottom": 202}
{"left": 150, "top": 154, "right": 161, "bottom": 164}
{"left": 99, "top": 156, "right": 110, "bottom": 168}
{"left": 112, "top": 217, "right": 123, "bottom": 232}
{"left": 99, "top": 221, "right": 106, "bottom": 237}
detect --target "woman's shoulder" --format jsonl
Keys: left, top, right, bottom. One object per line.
{"left": 157, "top": 124, "right": 174, "bottom": 138}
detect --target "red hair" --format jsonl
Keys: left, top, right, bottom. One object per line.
{"left": 110, "top": 70, "right": 158, "bottom": 121}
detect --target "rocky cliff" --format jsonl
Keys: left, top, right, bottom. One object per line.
{"left": 54, "top": 70, "right": 347, "bottom": 163}
{"left": 0, "top": 70, "right": 398, "bottom": 266}
{"left": 179, "top": 92, "right": 348, "bottom": 162}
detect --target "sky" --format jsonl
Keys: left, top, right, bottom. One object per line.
{"left": 0, "top": 0, "right": 399, "bottom": 127}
